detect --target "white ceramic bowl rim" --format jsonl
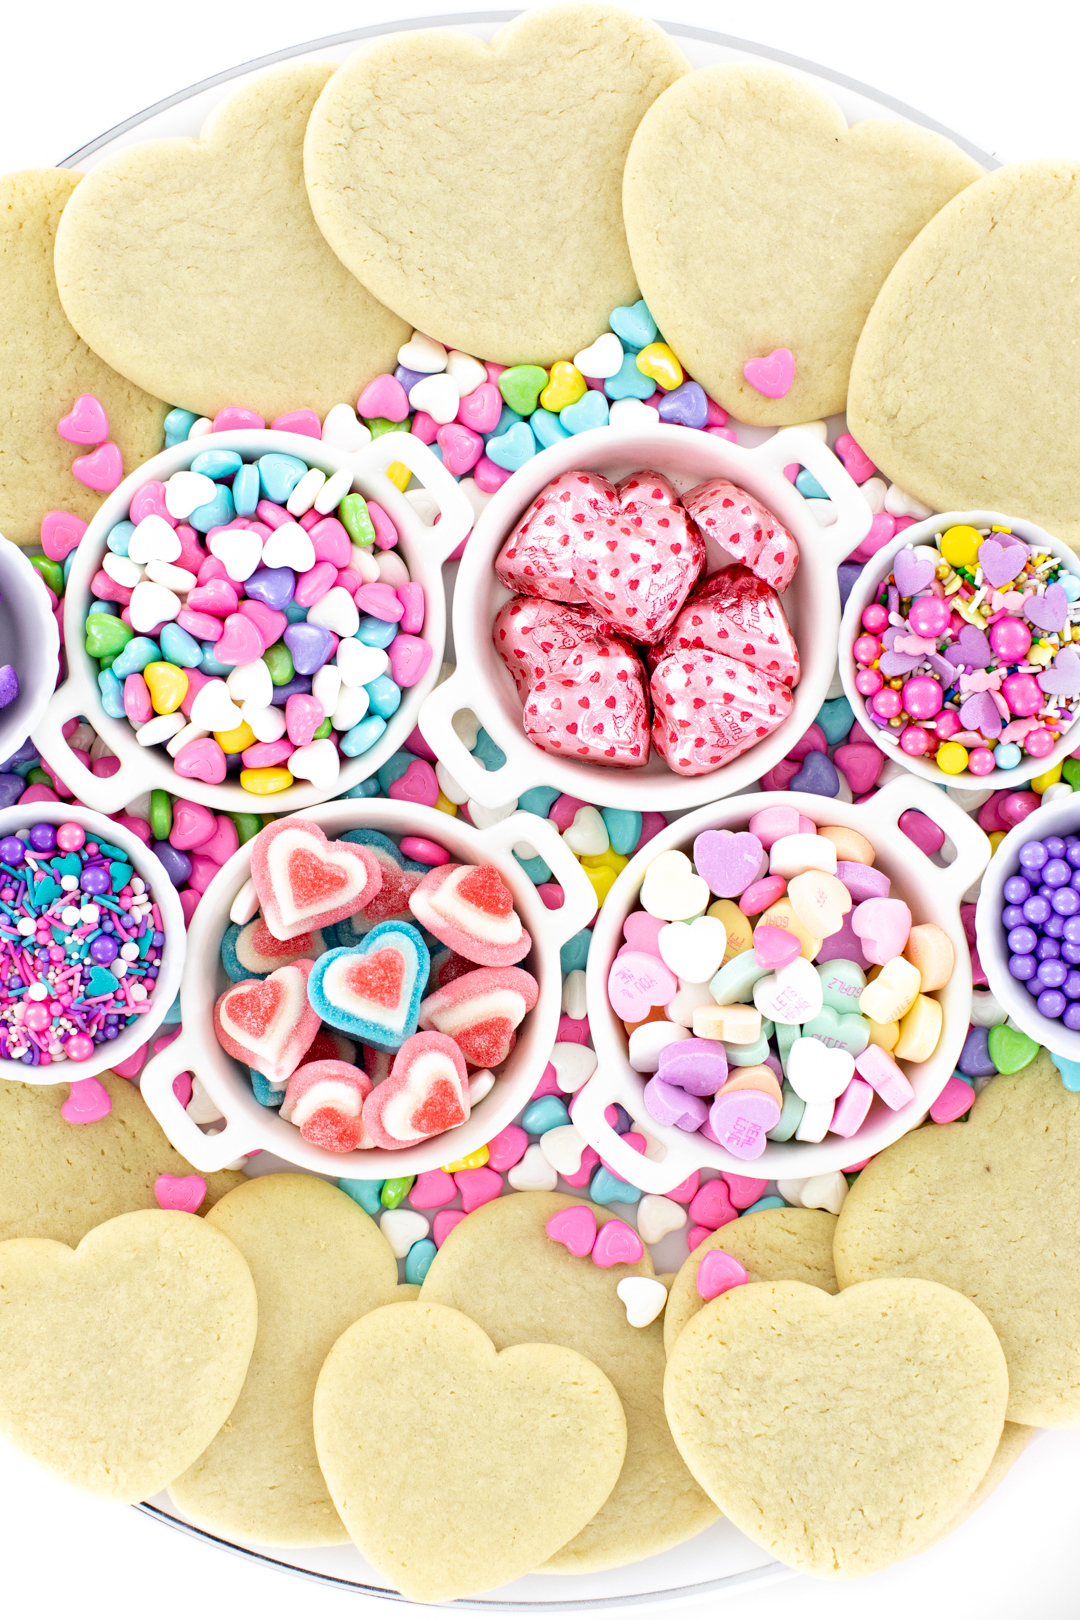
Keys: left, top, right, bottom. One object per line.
{"left": 0, "top": 801, "right": 186, "bottom": 1086}
{"left": 32, "top": 429, "right": 474, "bottom": 815}
{"left": 574, "top": 774, "right": 991, "bottom": 1193}
{"left": 420, "top": 423, "right": 871, "bottom": 812}
{"left": 0, "top": 537, "right": 61, "bottom": 767}
{"left": 138, "top": 801, "right": 597, "bottom": 1176}
{"left": 839, "top": 509, "right": 1080, "bottom": 791}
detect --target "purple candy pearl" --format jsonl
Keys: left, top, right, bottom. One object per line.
{"left": 1038, "top": 989, "right": 1068, "bottom": 1019}
{"left": 90, "top": 935, "right": 119, "bottom": 965}
{"left": 80, "top": 866, "right": 110, "bottom": 895}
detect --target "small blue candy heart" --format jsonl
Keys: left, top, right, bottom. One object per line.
{"left": 485, "top": 420, "right": 538, "bottom": 471}
{"left": 608, "top": 299, "right": 657, "bottom": 350}
{"left": 560, "top": 389, "right": 610, "bottom": 434}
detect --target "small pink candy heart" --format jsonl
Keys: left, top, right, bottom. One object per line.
{"left": 154, "top": 1173, "right": 207, "bottom": 1214}
{"left": 848, "top": 510, "right": 896, "bottom": 565}
{"left": 929, "top": 1073, "right": 975, "bottom": 1124}
{"left": 623, "top": 911, "right": 665, "bottom": 955}
{"left": 61, "top": 1077, "right": 112, "bottom": 1123}
{"left": 591, "top": 1217, "right": 644, "bottom": 1269}
{"left": 170, "top": 797, "right": 217, "bottom": 849}
{"left": 706, "top": 1089, "right": 779, "bottom": 1159}
{"left": 456, "top": 382, "right": 503, "bottom": 434}
{"left": 544, "top": 1204, "right": 597, "bottom": 1258}
{"left": 215, "top": 613, "right": 265, "bottom": 666}
{"left": 692, "top": 830, "right": 765, "bottom": 899}
{"left": 607, "top": 950, "right": 677, "bottom": 1022}
{"left": 354, "top": 582, "right": 405, "bottom": 622}
{"left": 40, "top": 509, "right": 87, "bottom": 561}
{"left": 270, "top": 408, "right": 321, "bottom": 439}
{"left": 388, "top": 633, "right": 433, "bottom": 689}
{"left": 110, "top": 1043, "right": 148, "bottom": 1080}
{"left": 130, "top": 480, "right": 176, "bottom": 527}
{"left": 172, "top": 1070, "right": 194, "bottom": 1107}
{"left": 186, "top": 579, "right": 239, "bottom": 619}
{"left": 356, "top": 373, "right": 410, "bottom": 422}
{"left": 191, "top": 814, "right": 240, "bottom": 867}
{"left": 71, "top": 441, "right": 123, "bottom": 492}
{"left": 695, "top": 1247, "right": 749, "bottom": 1301}
{"left": 833, "top": 742, "right": 884, "bottom": 795}
{"left": 388, "top": 758, "right": 439, "bottom": 805}
{"left": 57, "top": 393, "right": 109, "bottom": 444}
{"left": 285, "top": 692, "right": 323, "bottom": 747}
{"left": 753, "top": 925, "right": 802, "bottom": 971}
{"left": 722, "top": 1173, "right": 768, "bottom": 1209}
{"left": 174, "top": 737, "right": 227, "bottom": 784}
{"left": 214, "top": 406, "right": 265, "bottom": 432}
{"left": 437, "top": 422, "right": 484, "bottom": 476}
{"left": 850, "top": 896, "right": 912, "bottom": 966}
{"left": 833, "top": 432, "right": 875, "bottom": 484}
{"left": 742, "top": 347, "right": 795, "bottom": 400}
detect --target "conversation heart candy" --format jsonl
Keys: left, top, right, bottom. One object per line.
{"left": 786, "top": 1036, "right": 855, "bottom": 1102}
{"left": 640, "top": 850, "right": 710, "bottom": 921}
{"left": 682, "top": 479, "right": 799, "bottom": 592}
{"left": 361, "top": 1031, "right": 470, "bottom": 1150}
{"left": 418, "top": 966, "right": 538, "bottom": 1068}
{"left": 493, "top": 594, "right": 605, "bottom": 696}
{"left": 409, "top": 864, "right": 531, "bottom": 968}
{"left": 654, "top": 1036, "right": 729, "bottom": 1096}
{"left": 250, "top": 818, "right": 383, "bottom": 942}
{"left": 494, "top": 469, "right": 614, "bottom": 602}
{"left": 706, "top": 1089, "right": 779, "bottom": 1158}
{"left": 787, "top": 871, "right": 852, "bottom": 940}
{"left": 280, "top": 1059, "right": 373, "bottom": 1152}
{"left": 213, "top": 960, "right": 320, "bottom": 1085}
{"left": 752, "top": 925, "right": 802, "bottom": 971}
{"left": 692, "top": 829, "right": 765, "bottom": 898}
{"left": 658, "top": 564, "right": 800, "bottom": 686}
{"left": 851, "top": 897, "right": 912, "bottom": 966}
{"left": 608, "top": 951, "right": 678, "bottom": 1023}
{"left": 571, "top": 471, "right": 704, "bottom": 645}
{"left": 800, "top": 1005, "right": 870, "bottom": 1058}
{"left": 901, "top": 923, "right": 954, "bottom": 993}
{"left": 858, "top": 957, "right": 922, "bottom": 1024}
{"left": 753, "top": 956, "right": 823, "bottom": 1025}
{"left": 651, "top": 648, "right": 792, "bottom": 776}
{"left": 221, "top": 916, "right": 327, "bottom": 981}
{"left": 853, "top": 1043, "right": 915, "bottom": 1110}
{"left": 523, "top": 635, "right": 651, "bottom": 767}
{"left": 308, "top": 922, "right": 430, "bottom": 1051}
{"left": 656, "top": 915, "right": 728, "bottom": 983}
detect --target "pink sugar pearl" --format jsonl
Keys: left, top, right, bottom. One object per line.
{"left": 935, "top": 711, "right": 962, "bottom": 740}
{"left": 1025, "top": 727, "right": 1055, "bottom": 759}
{"left": 855, "top": 668, "right": 883, "bottom": 697}
{"left": 989, "top": 618, "right": 1032, "bottom": 662}
{"left": 853, "top": 634, "right": 881, "bottom": 665}
{"left": 870, "top": 687, "right": 902, "bottom": 720}
{"left": 968, "top": 747, "right": 997, "bottom": 776}
{"left": 900, "top": 725, "right": 933, "bottom": 756}
{"left": 901, "top": 675, "right": 943, "bottom": 720}
{"left": 908, "top": 596, "right": 950, "bottom": 638}
{"left": 64, "top": 1034, "right": 95, "bottom": 1061}
{"left": 1001, "top": 672, "right": 1043, "bottom": 717}
{"left": 861, "top": 603, "right": 889, "bottom": 634}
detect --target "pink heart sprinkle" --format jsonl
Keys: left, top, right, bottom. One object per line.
{"left": 388, "top": 634, "right": 433, "bottom": 688}
{"left": 174, "top": 737, "right": 227, "bottom": 784}
{"left": 40, "top": 509, "right": 87, "bottom": 561}
{"left": 356, "top": 373, "right": 409, "bottom": 422}
{"left": 695, "top": 1248, "right": 749, "bottom": 1301}
{"left": 591, "top": 1217, "right": 645, "bottom": 1269}
{"left": 456, "top": 382, "right": 503, "bottom": 434}
{"left": 57, "top": 393, "right": 109, "bottom": 445}
{"left": 61, "top": 1077, "right": 112, "bottom": 1123}
{"left": 215, "top": 613, "right": 265, "bottom": 666}
{"left": 545, "top": 1204, "right": 598, "bottom": 1258}
{"left": 742, "top": 348, "right": 795, "bottom": 400}
{"left": 154, "top": 1173, "right": 207, "bottom": 1214}
{"left": 71, "top": 441, "right": 123, "bottom": 492}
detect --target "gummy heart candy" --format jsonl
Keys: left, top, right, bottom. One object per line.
{"left": 524, "top": 636, "right": 651, "bottom": 768}
{"left": 495, "top": 469, "right": 614, "bottom": 601}
{"left": 280, "top": 1059, "right": 373, "bottom": 1152}
{"left": 418, "top": 965, "right": 539, "bottom": 1068}
{"left": 682, "top": 480, "right": 799, "bottom": 592}
{"left": 251, "top": 818, "right": 383, "bottom": 941}
{"left": 410, "top": 864, "right": 531, "bottom": 968}
{"left": 493, "top": 595, "right": 605, "bottom": 697}
{"left": 571, "top": 472, "right": 704, "bottom": 645}
{"left": 332, "top": 830, "right": 426, "bottom": 941}
{"left": 650, "top": 647, "right": 792, "bottom": 776}
{"left": 214, "top": 960, "right": 320, "bottom": 1085}
{"left": 362, "top": 1031, "right": 470, "bottom": 1149}
{"left": 309, "top": 922, "right": 430, "bottom": 1051}
{"left": 657, "top": 565, "right": 800, "bottom": 687}
{"left": 222, "top": 916, "right": 327, "bottom": 980}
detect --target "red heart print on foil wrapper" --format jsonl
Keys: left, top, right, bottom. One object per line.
{"left": 495, "top": 469, "right": 614, "bottom": 602}
{"left": 682, "top": 479, "right": 799, "bottom": 592}
{"left": 250, "top": 818, "right": 383, "bottom": 941}
{"left": 650, "top": 647, "right": 793, "bottom": 776}
{"left": 656, "top": 564, "right": 800, "bottom": 687}
{"left": 570, "top": 472, "right": 704, "bottom": 645}
{"left": 493, "top": 595, "right": 606, "bottom": 696}
{"left": 523, "top": 636, "right": 651, "bottom": 768}
{"left": 213, "top": 960, "right": 320, "bottom": 1085}
{"left": 362, "top": 1031, "right": 470, "bottom": 1149}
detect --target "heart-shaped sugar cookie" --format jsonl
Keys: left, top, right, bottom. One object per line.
{"left": 304, "top": 6, "right": 688, "bottom": 364}
{"left": 53, "top": 64, "right": 407, "bottom": 419}
{"left": 313, "top": 1300, "right": 626, "bottom": 1601}
{"left": 0, "top": 1210, "right": 256, "bottom": 1502}
{"left": 623, "top": 65, "right": 981, "bottom": 425}
{"left": 664, "top": 1277, "right": 1007, "bottom": 1577}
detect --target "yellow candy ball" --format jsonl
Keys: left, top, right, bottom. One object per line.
{"left": 936, "top": 740, "right": 969, "bottom": 774}
{"left": 441, "top": 1145, "right": 489, "bottom": 1173}
{"left": 939, "top": 525, "right": 982, "bottom": 568}
{"left": 214, "top": 721, "right": 256, "bottom": 754}
{"left": 1032, "top": 763, "right": 1063, "bottom": 795}
{"left": 240, "top": 766, "right": 294, "bottom": 795}
{"left": 635, "top": 341, "right": 683, "bottom": 391}
{"left": 435, "top": 791, "right": 458, "bottom": 817}
{"left": 143, "top": 661, "right": 188, "bottom": 715}
{"left": 539, "top": 361, "right": 586, "bottom": 413}
{"left": 385, "top": 460, "right": 411, "bottom": 492}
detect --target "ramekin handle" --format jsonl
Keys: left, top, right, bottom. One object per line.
{"left": 351, "top": 432, "right": 474, "bottom": 566}
{"left": 140, "top": 1034, "right": 258, "bottom": 1173}
{"left": 32, "top": 681, "right": 136, "bottom": 815}
{"left": 871, "top": 773, "right": 993, "bottom": 905}
{"left": 570, "top": 1064, "right": 705, "bottom": 1197}
{"left": 416, "top": 667, "right": 532, "bottom": 806}
{"left": 482, "top": 810, "right": 598, "bottom": 947}
{"left": 750, "top": 428, "right": 872, "bottom": 565}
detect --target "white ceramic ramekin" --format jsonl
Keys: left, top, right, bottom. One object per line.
{"left": 138, "top": 801, "right": 596, "bottom": 1175}
{"left": 0, "top": 537, "right": 60, "bottom": 766}
{"left": 575, "top": 776, "right": 990, "bottom": 1193}
{"left": 33, "top": 429, "right": 474, "bottom": 815}
{"left": 840, "top": 511, "right": 1080, "bottom": 791}
{"left": 418, "top": 424, "right": 871, "bottom": 812}
{"left": 0, "top": 801, "right": 186, "bottom": 1085}
{"left": 975, "top": 794, "right": 1080, "bottom": 1059}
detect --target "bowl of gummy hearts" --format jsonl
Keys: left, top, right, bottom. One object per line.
{"left": 0, "top": 801, "right": 186, "bottom": 1086}
{"left": 840, "top": 511, "right": 1080, "bottom": 789}
{"left": 32, "top": 427, "right": 474, "bottom": 816}
{"left": 572, "top": 778, "right": 992, "bottom": 1192}
{"left": 420, "top": 421, "right": 872, "bottom": 814}
{"left": 0, "top": 534, "right": 60, "bottom": 767}
{"left": 138, "top": 799, "right": 597, "bottom": 1177}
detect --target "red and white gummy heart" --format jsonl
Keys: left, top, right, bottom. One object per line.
{"left": 213, "top": 960, "right": 320, "bottom": 1085}
{"left": 362, "top": 1031, "right": 470, "bottom": 1149}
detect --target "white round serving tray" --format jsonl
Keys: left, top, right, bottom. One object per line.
{"left": 54, "top": 11, "right": 998, "bottom": 1611}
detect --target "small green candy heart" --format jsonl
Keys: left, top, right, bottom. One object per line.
{"left": 987, "top": 1023, "right": 1039, "bottom": 1075}
{"left": 817, "top": 959, "right": 866, "bottom": 1014}
{"left": 380, "top": 1176, "right": 415, "bottom": 1209}
{"left": 338, "top": 493, "right": 376, "bottom": 548}
{"left": 149, "top": 789, "right": 173, "bottom": 842}
{"left": 709, "top": 949, "right": 770, "bottom": 1006}
{"left": 1062, "top": 757, "right": 1080, "bottom": 789}
{"left": 85, "top": 615, "right": 134, "bottom": 659}
{"left": 367, "top": 417, "right": 410, "bottom": 440}
{"left": 498, "top": 365, "right": 548, "bottom": 416}
{"left": 724, "top": 1033, "right": 770, "bottom": 1066}
{"left": 775, "top": 1021, "right": 801, "bottom": 1076}
{"left": 262, "top": 641, "right": 294, "bottom": 686}
{"left": 801, "top": 1006, "right": 870, "bottom": 1059}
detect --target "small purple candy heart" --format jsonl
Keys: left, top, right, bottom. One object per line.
{"left": 958, "top": 690, "right": 1002, "bottom": 738}
{"left": 877, "top": 626, "right": 923, "bottom": 677}
{"left": 1025, "top": 583, "right": 1068, "bottom": 633}
{"left": 944, "top": 624, "right": 992, "bottom": 670}
{"left": 790, "top": 751, "right": 840, "bottom": 797}
{"left": 693, "top": 829, "right": 765, "bottom": 899}
{"left": 891, "top": 547, "right": 935, "bottom": 598}
{"left": 1038, "top": 645, "right": 1080, "bottom": 696}
{"left": 978, "top": 536, "right": 1028, "bottom": 589}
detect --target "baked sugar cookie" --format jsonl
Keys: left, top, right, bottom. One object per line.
{"left": 663, "top": 1206, "right": 837, "bottom": 1356}
{"left": 0, "top": 1070, "right": 244, "bottom": 1247}
{"left": 936, "top": 1423, "right": 1035, "bottom": 1543}
{"left": 849, "top": 161, "right": 1080, "bottom": 544}
{"left": 0, "top": 169, "right": 166, "bottom": 545}
{"left": 314, "top": 1301, "right": 626, "bottom": 1601}
{"left": 420, "top": 1190, "right": 719, "bottom": 1573}
{"left": 53, "top": 64, "right": 408, "bottom": 421}
{"left": 304, "top": 5, "right": 687, "bottom": 365}
{"left": 0, "top": 1209, "right": 256, "bottom": 1502}
{"left": 169, "top": 1175, "right": 414, "bottom": 1546}
{"left": 834, "top": 1054, "right": 1080, "bottom": 1426}
{"left": 664, "top": 1278, "right": 1008, "bottom": 1578}
{"left": 623, "top": 66, "right": 981, "bottom": 425}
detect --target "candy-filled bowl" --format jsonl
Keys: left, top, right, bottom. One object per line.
{"left": 0, "top": 801, "right": 186, "bottom": 1086}
{"left": 575, "top": 777, "right": 990, "bottom": 1193}
{"left": 419, "top": 423, "right": 871, "bottom": 813}
{"left": 139, "top": 800, "right": 596, "bottom": 1176}
{"left": 0, "top": 535, "right": 61, "bottom": 768}
{"left": 840, "top": 512, "right": 1080, "bottom": 791}
{"left": 33, "top": 428, "right": 474, "bottom": 816}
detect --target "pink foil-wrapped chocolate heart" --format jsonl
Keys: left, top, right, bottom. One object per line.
{"left": 495, "top": 470, "right": 616, "bottom": 601}
{"left": 682, "top": 479, "right": 799, "bottom": 592}
{"left": 493, "top": 595, "right": 606, "bottom": 696}
{"left": 524, "top": 637, "right": 650, "bottom": 766}
{"left": 571, "top": 471, "right": 704, "bottom": 645}
{"left": 650, "top": 646, "right": 793, "bottom": 776}
{"left": 655, "top": 565, "right": 800, "bottom": 687}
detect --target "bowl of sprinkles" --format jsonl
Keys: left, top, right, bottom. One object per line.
{"left": 0, "top": 802, "right": 185, "bottom": 1084}
{"left": 840, "top": 512, "right": 1080, "bottom": 789}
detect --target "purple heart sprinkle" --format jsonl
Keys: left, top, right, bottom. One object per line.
{"left": 1025, "top": 583, "right": 1068, "bottom": 633}
{"left": 978, "top": 536, "right": 1028, "bottom": 589}
{"left": 892, "top": 547, "right": 936, "bottom": 597}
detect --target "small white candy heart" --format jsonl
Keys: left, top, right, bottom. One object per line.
{"left": 776, "top": 1178, "right": 808, "bottom": 1208}
{"left": 860, "top": 476, "right": 887, "bottom": 514}
{"left": 457, "top": 476, "right": 493, "bottom": 525}
{"left": 260, "top": 521, "right": 315, "bottom": 573}
{"left": 768, "top": 834, "right": 838, "bottom": 880}
{"left": 375, "top": 550, "right": 410, "bottom": 587}
{"left": 144, "top": 560, "right": 196, "bottom": 593}
{"left": 128, "top": 580, "right": 181, "bottom": 633}
{"left": 306, "top": 586, "right": 360, "bottom": 638}
{"left": 640, "top": 851, "right": 709, "bottom": 922}
{"left": 229, "top": 876, "right": 259, "bottom": 926}
{"left": 805, "top": 499, "right": 836, "bottom": 528}
{"left": 507, "top": 1143, "right": 558, "bottom": 1192}
{"left": 187, "top": 417, "right": 212, "bottom": 437}
{"left": 452, "top": 708, "right": 480, "bottom": 750}
{"left": 445, "top": 349, "right": 486, "bottom": 394}
{"left": 314, "top": 466, "right": 356, "bottom": 516}
{"left": 467, "top": 1068, "right": 495, "bottom": 1106}
{"left": 165, "top": 723, "right": 208, "bottom": 757}
{"left": 227, "top": 659, "right": 274, "bottom": 708}
{"left": 563, "top": 805, "right": 609, "bottom": 856}
{"left": 549, "top": 1042, "right": 597, "bottom": 1092}
{"left": 397, "top": 331, "right": 448, "bottom": 373}
{"left": 186, "top": 1075, "right": 223, "bottom": 1125}
{"left": 286, "top": 466, "right": 326, "bottom": 517}
{"left": 209, "top": 528, "right": 263, "bottom": 583}
{"left": 665, "top": 979, "right": 717, "bottom": 1027}
{"left": 405, "top": 489, "right": 440, "bottom": 525}
{"left": 786, "top": 1036, "right": 853, "bottom": 1103}
{"left": 435, "top": 760, "right": 469, "bottom": 805}
{"left": 616, "top": 1276, "right": 667, "bottom": 1329}
{"left": 608, "top": 397, "right": 660, "bottom": 429}
{"left": 102, "top": 552, "right": 143, "bottom": 588}
{"left": 573, "top": 331, "right": 624, "bottom": 378}
{"left": 753, "top": 959, "right": 824, "bottom": 1026}
{"left": 561, "top": 970, "right": 587, "bottom": 1021}
{"left": 408, "top": 372, "right": 460, "bottom": 424}
{"left": 627, "top": 1021, "right": 689, "bottom": 1074}
{"left": 658, "top": 916, "right": 727, "bottom": 984}
{"left": 127, "top": 513, "right": 181, "bottom": 564}
{"left": 795, "top": 1097, "right": 835, "bottom": 1144}
{"left": 969, "top": 989, "right": 1007, "bottom": 1029}
{"left": 312, "top": 664, "right": 342, "bottom": 716}
{"left": 331, "top": 683, "right": 370, "bottom": 733}
{"left": 636, "top": 1194, "right": 686, "bottom": 1245}
{"left": 380, "top": 1208, "right": 430, "bottom": 1259}
{"left": 467, "top": 799, "right": 518, "bottom": 831}
{"left": 797, "top": 1170, "right": 849, "bottom": 1216}
{"left": 241, "top": 702, "right": 287, "bottom": 743}
{"left": 286, "top": 738, "right": 341, "bottom": 791}
{"left": 164, "top": 470, "right": 216, "bottom": 520}
{"left": 538, "top": 1122, "right": 586, "bottom": 1175}
{"left": 336, "top": 637, "right": 389, "bottom": 689}
{"left": 884, "top": 482, "right": 934, "bottom": 519}
{"left": 321, "top": 403, "right": 372, "bottom": 455}
{"left": 189, "top": 678, "right": 243, "bottom": 733}
{"left": 351, "top": 544, "right": 381, "bottom": 583}
{"left": 135, "top": 713, "right": 185, "bottom": 747}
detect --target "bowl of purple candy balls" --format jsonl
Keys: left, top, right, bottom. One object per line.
{"left": 977, "top": 794, "right": 1080, "bottom": 1057}
{"left": 0, "top": 536, "right": 61, "bottom": 785}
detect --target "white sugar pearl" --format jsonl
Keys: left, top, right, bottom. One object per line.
{"left": 26, "top": 982, "right": 49, "bottom": 1001}
{"left": 60, "top": 906, "right": 80, "bottom": 926}
{"left": 314, "top": 466, "right": 356, "bottom": 515}
{"left": 110, "top": 961, "right": 127, "bottom": 978}
{"left": 119, "top": 942, "right": 140, "bottom": 961}
{"left": 380, "top": 1208, "right": 430, "bottom": 1258}
{"left": 507, "top": 1143, "right": 558, "bottom": 1192}
{"left": 79, "top": 905, "right": 99, "bottom": 925}
{"left": 164, "top": 470, "right": 216, "bottom": 519}
{"left": 128, "top": 982, "right": 148, "bottom": 1002}
{"left": 286, "top": 466, "right": 326, "bottom": 517}
{"left": 59, "top": 874, "right": 79, "bottom": 891}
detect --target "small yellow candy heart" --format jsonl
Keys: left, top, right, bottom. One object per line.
{"left": 539, "top": 361, "right": 586, "bottom": 412}
{"left": 866, "top": 1016, "right": 900, "bottom": 1052}
{"left": 215, "top": 720, "right": 257, "bottom": 754}
{"left": 902, "top": 923, "right": 955, "bottom": 993}
{"left": 144, "top": 660, "right": 188, "bottom": 714}
{"left": 580, "top": 848, "right": 628, "bottom": 905}
{"left": 385, "top": 460, "right": 410, "bottom": 491}
{"left": 435, "top": 792, "right": 458, "bottom": 816}
{"left": 635, "top": 341, "right": 683, "bottom": 390}
{"left": 708, "top": 898, "right": 752, "bottom": 963}
{"left": 442, "top": 1145, "right": 490, "bottom": 1172}
{"left": 239, "top": 766, "right": 294, "bottom": 795}
{"left": 894, "top": 993, "right": 942, "bottom": 1062}
{"left": 858, "top": 956, "right": 921, "bottom": 1024}
{"left": 787, "top": 870, "right": 852, "bottom": 940}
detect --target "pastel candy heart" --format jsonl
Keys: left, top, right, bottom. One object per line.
{"left": 591, "top": 1217, "right": 645, "bottom": 1269}
{"left": 438, "top": 422, "right": 484, "bottom": 476}
{"left": 40, "top": 509, "right": 87, "bottom": 561}
{"left": 457, "top": 382, "right": 503, "bottom": 434}
{"left": 978, "top": 536, "right": 1028, "bottom": 588}
{"left": 817, "top": 959, "right": 867, "bottom": 1013}
{"left": 1024, "top": 583, "right": 1067, "bottom": 632}
{"left": 154, "top": 1173, "right": 208, "bottom": 1213}
{"left": 71, "top": 440, "right": 123, "bottom": 491}
{"left": 608, "top": 951, "right": 678, "bottom": 1022}
{"left": 891, "top": 547, "right": 936, "bottom": 597}
{"left": 623, "top": 911, "right": 665, "bottom": 955}
{"left": 655, "top": 1037, "right": 729, "bottom": 1096}
{"left": 61, "top": 1077, "right": 113, "bottom": 1123}
{"left": 361, "top": 1030, "right": 469, "bottom": 1149}
{"left": 216, "top": 613, "right": 265, "bottom": 666}
{"left": 189, "top": 678, "right": 243, "bottom": 732}
{"left": 174, "top": 736, "right": 227, "bottom": 784}
{"left": 310, "top": 922, "right": 429, "bottom": 1049}
{"left": 252, "top": 818, "right": 384, "bottom": 941}
{"left": 800, "top": 1005, "right": 870, "bottom": 1059}
{"left": 616, "top": 1275, "right": 669, "bottom": 1328}
{"left": 706, "top": 1088, "right": 779, "bottom": 1158}
{"left": 210, "top": 527, "right": 263, "bottom": 582}
{"left": 753, "top": 956, "right": 824, "bottom": 1024}
{"left": 214, "top": 960, "right": 320, "bottom": 1084}
{"left": 831, "top": 743, "right": 882, "bottom": 795}
{"left": 640, "top": 850, "right": 710, "bottom": 921}
{"left": 693, "top": 829, "right": 765, "bottom": 899}
{"left": 545, "top": 1204, "right": 597, "bottom": 1258}
{"left": 958, "top": 690, "right": 1001, "bottom": 738}
{"left": 657, "top": 916, "right": 728, "bottom": 984}
{"left": 57, "top": 392, "right": 109, "bottom": 444}
{"left": 742, "top": 348, "right": 794, "bottom": 400}
{"left": 853, "top": 1042, "right": 915, "bottom": 1109}
{"left": 170, "top": 797, "right": 217, "bottom": 849}
{"left": 786, "top": 1035, "right": 855, "bottom": 1102}
{"left": 128, "top": 513, "right": 181, "bottom": 564}
{"left": 357, "top": 373, "right": 409, "bottom": 421}
{"left": 635, "top": 1194, "right": 688, "bottom": 1243}
{"left": 752, "top": 925, "right": 802, "bottom": 971}
{"left": 787, "top": 871, "right": 852, "bottom": 940}
{"left": 322, "top": 402, "right": 372, "bottom": 453}
{"left": 695, "top": 1248, "right": 749, "bottom": 1301}
{"left": 1038, "top": 646, "right": 1080, "bottom": 696}
{"left": 388, "top": 634, "right": 433, "bottom": 689}
{"left": 790, "top": 751, "right": 840, "bottom": 797}
{"left": 574, "top": 333, "right": 624, "bottom": 378}
{"left": 187, "top": 578, "right": 239, "bottom": 618}
{"left": 851, "top": 897, "right": 912, "bottom": 966}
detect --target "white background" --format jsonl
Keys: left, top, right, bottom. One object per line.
{"left": 3, "top": 2, "right": 1079, "bottom": 1617}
